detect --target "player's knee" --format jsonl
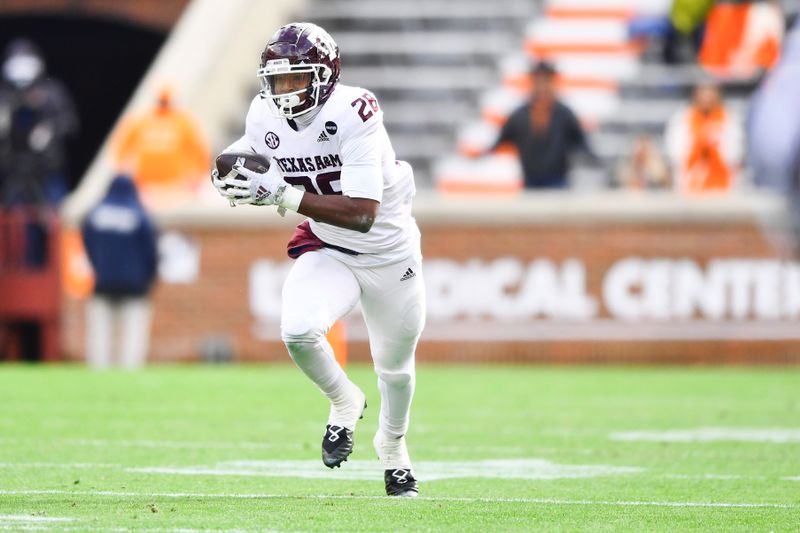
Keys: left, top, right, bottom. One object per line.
{"left": 377, "top": 368, "right": 413, "bottom": 388}
{"left": 281, "top": 315, "right": 324, "bottom": 345}
{"left": 401, "top": 302, "right": 425, "bottom": 337}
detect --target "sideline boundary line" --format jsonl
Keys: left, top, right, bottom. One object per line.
{"left": 0, "top": 490, "right": 797, "bottom": 509}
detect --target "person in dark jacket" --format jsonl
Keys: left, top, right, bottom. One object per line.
{"left": 81, "top": 175, "right": 158, "bottom": 368}
{"left": 0, "top": 38, "right": 79, "bottom": 269}
{"left": 493, "top": 61, "right": 593, "bottom": 188}
{"left": 0, "top": 38, "right": 79, "bottom": 205}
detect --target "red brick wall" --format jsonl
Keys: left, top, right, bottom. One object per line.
{"left": 61, "top": 212, "right": 800, "bottom": 365}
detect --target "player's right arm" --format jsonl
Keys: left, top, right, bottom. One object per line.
{"left": 295, "top": 195, "right": 379, "bottom": 233}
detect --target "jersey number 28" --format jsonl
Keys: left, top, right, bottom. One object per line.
{"left": 350, "top": 92, "right": 379, "bottom": 122}
{"left": 284, "top": 171, "right": 342, "bottom": 195}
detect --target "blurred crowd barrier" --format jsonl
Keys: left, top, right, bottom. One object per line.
{"left": 0, "top": 208, "right": 61, "bottom": 361}
{"left": 59, "top": 191, "right": 800, "bottom": 365}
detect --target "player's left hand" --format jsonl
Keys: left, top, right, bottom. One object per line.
{"left": 210, "top": 168, "right": 225, "bottom": 193}
{"left": 225, "top": 163, "right": 285, "bottom": 206}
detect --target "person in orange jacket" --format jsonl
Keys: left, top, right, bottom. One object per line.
{"left": 664, "top": 82, "right": 744, "bottom": 194}
{"left": 699, "top": 0, "right": 784, "bottom": 79}
{"left": 112, "top": 86, "right": 209, "bottom": 208}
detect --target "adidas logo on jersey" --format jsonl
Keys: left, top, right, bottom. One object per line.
{"left": 400, "top": 268, "right": 416, "bottom": 281}
{"left": 317, "top": 131, "right": 330, "bottom": 142}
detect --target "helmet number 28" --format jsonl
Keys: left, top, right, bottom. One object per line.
{"left": 350, "top": 92, "right": 379, "bottom": 122}
{"left": 284, "top": 171, "right": 342, "bottom": 195}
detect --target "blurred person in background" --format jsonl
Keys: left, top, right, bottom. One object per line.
{"left": 491, "top": 61, "right": 593, "bottom": 189}
{"left": 0, "top": 39, "right": 78, "bottom": 260}
{"left": 81, "top": 175, "right": 158, "bottom": 369}
{"left": 0, "top": 38, "right": 78, "bottom": 361}
{"left": 748, "top": 18, "right": 800, "bottom": 253}
{"left": 112, "top": 85, "right": 209, "bottom": 209}
{"left": 0, "top": 38, "right": 79, "bottom": 206}
{"left": 664, "top": 0, "right": 713, "bottom": 64}
{"left": 614, "top": 133, "right": 670, "bottom": 190}
{"left": 699, "top": 0, "right": 784, "bottom": 79}
{"left": 664, "top": 82, "right": 744, "bottom": 194}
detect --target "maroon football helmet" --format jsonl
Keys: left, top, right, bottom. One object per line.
{"left": 258, "top": 22, "right": 341, "bottom": 118}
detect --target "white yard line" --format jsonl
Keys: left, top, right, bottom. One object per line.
{"left": 0, "top": 524, "right": 278, "bottom": 533}
{"left": 0, "top": 515, "right": 72, "bottom": 522}
{"left": 1, "top": 462, "right": 788, "bottom": 483}
{"left": 0, "top": 490, "right": 797, "bottom": 509}
{"left": 0, "top": 437, "right": 282, "bottom": 450}
{"left": 0, "top": 459, "right": 793, "bottom": 486}
{"left": 1, "top": 437, "right": 529, "bottom": 455}
{"left": 609, "top": 428, "right": 800, "bottom": 443}
{"left": 66, "top": 438, "right": 282, "bottom": 450}
{"left": 127, "top": 458, "right": 642, "bottom": 481}
{"left": 0, "top": 463, "right": 119, "bottom": 469}
{"left": 0, "top": 512, "right": 269, "bottom": 532}
{"left": 661, "top": 474, "right": 764, "bottom": 480}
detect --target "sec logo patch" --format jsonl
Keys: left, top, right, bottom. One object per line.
{"left": 265, "top": 131, "right": 280, "bottom": 149}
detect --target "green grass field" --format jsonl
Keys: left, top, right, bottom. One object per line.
{"left": 0, "top": 364, "right": 798, "bottom": 532}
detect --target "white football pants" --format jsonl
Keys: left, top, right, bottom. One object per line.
{"left": 86, "top": 296, "right": 152, "bottom": 369}
{"left": 281, "top": 250, "right": 425, "bottom": 438}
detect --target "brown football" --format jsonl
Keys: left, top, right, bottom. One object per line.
{"left": 213, "top": 151, "right": 270, "bottom": 188}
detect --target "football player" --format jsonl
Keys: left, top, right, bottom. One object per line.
{"left": 212, "top": 22, "right": 425, "bottom": 497}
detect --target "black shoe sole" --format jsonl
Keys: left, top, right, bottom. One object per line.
{"left": 388, "top": 488, "right": 419, "bottom": 497}
{"left": 322, "top": 451, "right": 350, "bottom": 468}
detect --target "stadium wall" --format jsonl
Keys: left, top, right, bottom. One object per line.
{"left": 0, "top": 0, "right": 189, "bottom": 30}
{"left": 61, "top": 191, "right": 800, "bottom": 365}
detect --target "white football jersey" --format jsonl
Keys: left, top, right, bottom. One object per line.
{"left": 228, "top": 84, "right": 421, "bottom": 266}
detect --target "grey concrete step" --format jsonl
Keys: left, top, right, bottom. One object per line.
{"left": 310, "top": 1, "right": 534, "bottom": 20}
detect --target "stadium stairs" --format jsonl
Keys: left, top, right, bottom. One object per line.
{"left": 290, "top": 0, "right": 534, "bottom": 188}
{"left": 435, "top": 0, "right": 796, "bottom": 193}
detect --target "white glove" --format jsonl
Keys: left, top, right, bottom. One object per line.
{"left": 211, "top": 167, "right": 247, "bottom": 207}
{"left": 211, "top": 168, "right": 232, "bottom": 196}
{"left": 225, "top": 163, "right": 280, "bottom": 206}
{"left": 226, "top": 163, "right": 303, "bottom": 212}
